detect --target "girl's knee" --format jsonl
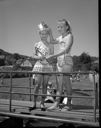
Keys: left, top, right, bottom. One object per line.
{"left": 35, "top": 84, "right": 40, "bottom": 88}
{"left": 34, "top": 75, "right": 42, "bottom": 84}
{"left": 33, "top": 79, "right": 35, "bottom": 85}
{"left": 34, "top": 78, "right": 38, "bottom": 84}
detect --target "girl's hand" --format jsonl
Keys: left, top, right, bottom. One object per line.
{"left": 46, "top": 56, "right": 57, "bottom": 65}
{"left": 39, "top": 55, "right": 46, "bottom": 61}
{"left": 46, "top": 55, "right": 53, "bottom": 61}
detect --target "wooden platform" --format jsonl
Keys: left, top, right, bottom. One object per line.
{"left": 0, "top": 99, "right": 99, "bottom": 126}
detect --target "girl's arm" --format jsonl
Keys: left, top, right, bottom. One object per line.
{"left": 48, "top": 34, "right": 73, "bottom": 59}
{"left": 28, "top": 55, "right": 45, "bottom": 61}
{"left": 48, "top": 28, "right": 59, "bottom": 44}
{"left": 33, "top": 54, "right": 44, "bottom": 60}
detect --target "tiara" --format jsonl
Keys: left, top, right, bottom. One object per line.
{"left": 38, "top": 22, "right": 48, "bottom": 31}
{"left": 38, "top": 23, "right": 44, "bottom": 31}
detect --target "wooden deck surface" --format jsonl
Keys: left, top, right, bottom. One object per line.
{"left": 0, "top": 99, "right": 99, "bottom": 122}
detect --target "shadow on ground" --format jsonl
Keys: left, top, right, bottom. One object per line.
{"left": 0, "top": 117, "right": 99, "bottom": 128}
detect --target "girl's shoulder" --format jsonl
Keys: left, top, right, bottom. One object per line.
{"left": 35, "top": 41, "right": 42, "bottom": 47}
{"left": 56, "top": 36, "right": 62, "bottom": 41}
{"left": 64, "top": 33, "right": 73, "bottom": 41}
{"left": 34, "top": 42, "right": 38, "bottom": 47}
{"left": 66, "top": 32, "right": 73, "bottom": 38}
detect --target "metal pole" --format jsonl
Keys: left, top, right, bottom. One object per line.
{"left": 29, "top": 73, "right": 31, "bottom": 101}
{"left": 96, "top": 82, "right": 99, "bottom": 108}
{"left": 93, "top": 72, "right": 96, "bottom": 122}
{"left": 42, "top": 74, "right": 44, "bottom": 103}
{"left": 9, "top": 72, "right": 12, "bottom": 112}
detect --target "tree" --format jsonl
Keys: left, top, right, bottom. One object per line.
{"left": 91, "top": 63, "right": 99, "bottom": 73}
{"left": 73, "top": 53, "right": 92, "bottom": 71}
{"left": 79, "top": 52, "right": 91, "bottom": 64}
{"left": 0, "top": 59, "right": 5, "bottom": 66}
{"left": 13, "top": 53, "right": 21, "bottom": 60}
{"left": 5, "top": 55, "right": 16, "bottom": 65}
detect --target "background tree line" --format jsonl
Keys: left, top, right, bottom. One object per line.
{"left": 0, "top": 49, "right": 99, "bottom": 72}
{"left": 73, "top": 52, "right": 99, "bottom": 72}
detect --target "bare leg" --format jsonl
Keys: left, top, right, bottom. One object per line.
{"left": 56, "top": 75, "right": 63, "bottom": 104}
{"left": 47, "top": 75, "right": 63, "bottom": 110}
{"left": 41, "top": 75, "right": 49, "bottom": 105}
{"left": 30, "top": 74, "right": 42, "bottom": 110}
{"left": 63, "top": 75, "right": 72, "bottom": 106}
{"left": 62, "top": 65, "right": 72, "bottom": 110}
{"left": 47, "top": 64, "right": 72, "bottom": 110}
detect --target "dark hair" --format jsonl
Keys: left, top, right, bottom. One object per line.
{"left": 58, "top": 19, "right": 71, "bottom": 32}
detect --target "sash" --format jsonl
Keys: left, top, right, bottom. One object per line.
{"left": 36, "top": 42, "right": 49, "bottom": 64}
{"left": 36, "top": 41, "right": 57, "bottom": 65}
{"left": 36, "top": 41, "right": 49, "bottom": 57}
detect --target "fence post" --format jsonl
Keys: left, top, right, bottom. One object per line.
{"left": 29, "top": 73, "right": 31, "bottom": 101}
{"left": 93, "top": 72, "right": 96, "bottom": 122}
{"left": 9, "top": 72, "right": 13, "bottom": 112}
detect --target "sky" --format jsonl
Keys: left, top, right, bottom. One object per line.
{"left": 0, "top": 0, "right": 98, "bottom": 57}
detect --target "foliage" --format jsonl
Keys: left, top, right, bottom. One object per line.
{"left": 79, "top": 52, "right": 91, "bottom": 65}
{"left": 13, "top": 53, "right": 21, "bottom": 60}
{"left": 5, "top": 55, "right": 16, "bottom": 65}
{"left": 73, "top": 52, "right": 98, "bottom": 71}
{"left": 0, "top": 58, "right": 5, "bottom": 66}
{"left": 90, "top": 63, "right": 99, "bottom": 73}
{"left": 0, "top": 49, "right": 99, "bottom": 72}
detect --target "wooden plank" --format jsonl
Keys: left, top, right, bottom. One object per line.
{"left": 14, "top": 108, "right": 99, "bottom": 122}
{"left": 0, "top": 106, "right": 98, "bottom": 123}
{"left": 0, "top": 99, "right": 99, "bottom": 115}
{"left": 31, "top": 110, "right": 97, "bottom": 122}
{"left": 46, "top": 108, "right": 99, "bottom": 117}
{"left": 0, "top": 103, "right": 99, "bottom": 117}
{"left": 0, "top": 111, "right": 99, "bottom": 127}
{"left": 0, "top": 99, "right": 99, "bottom": 122}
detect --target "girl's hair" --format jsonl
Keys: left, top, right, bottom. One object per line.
{"left": 58, "top": 19, "right": 72, "bottom": 32}
{"left": 38, "top": 21, "right": 49, "bottom": 34}
{"left": 40, "top": 21, "right": 49, "bottom": 29}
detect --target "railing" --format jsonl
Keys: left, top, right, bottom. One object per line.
{"left": 0, "top": 71, "right": 99, "bottom": 124}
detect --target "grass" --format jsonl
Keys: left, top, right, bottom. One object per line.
{"left": 0, "top": 75, "right": 99, "bottom": 128}
{"left": 0, "top": 75, "right": 95, "bottom": 107}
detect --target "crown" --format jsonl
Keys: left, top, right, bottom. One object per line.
{"left": 38, "top": 21, "right": 49, "bottom": 31}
